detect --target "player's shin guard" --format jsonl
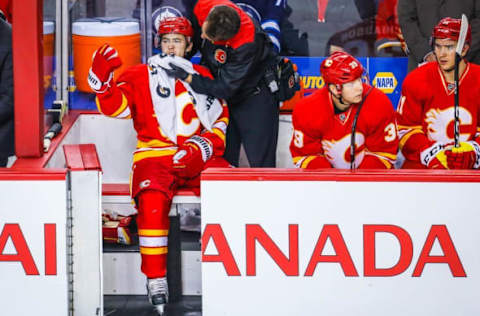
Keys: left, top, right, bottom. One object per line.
{"left": 136, "top": 190, "right": 172, "bottom": 279}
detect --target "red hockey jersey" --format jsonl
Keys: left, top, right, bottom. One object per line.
{"left": 96, "top": 63, "right": 229, "bottom": 164}
{"left": 290, "top": 83, "right": 398, "bottom": 169}
{"left": 397, "top": 62, "right": 480, "bottom": 168}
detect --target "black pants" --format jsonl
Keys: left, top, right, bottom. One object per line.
{"left": 0, "top": 156, "right": 8, "bottom": 167}
{"left": 224, "top": 84, "right": 279, "bottom": 167}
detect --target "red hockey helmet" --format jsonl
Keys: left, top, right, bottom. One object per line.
{"left": 0, "top": 0, "right": 12, "bottom": 23}
{"left": 432, "top": 17, "right": 472, "bottom": 46}
{"left": 320, "top": 51, "right": 364, "bottom": 85}
{"left": 158, "top": 17, "right": 194, "bottom": 38}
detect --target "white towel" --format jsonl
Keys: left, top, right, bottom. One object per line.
{"left": 147, "top": 54, "right": 223, "bottom": 144}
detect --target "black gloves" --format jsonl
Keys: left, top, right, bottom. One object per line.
{"left": 163, "top": 63, "right": 189, "bottom": 81}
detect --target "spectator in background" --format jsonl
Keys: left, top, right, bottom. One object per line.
{"left": 375, "top": 0, "right": 407, "bottom": 55}
{"left": 232, "top": 0, "right": 286, "bottom": 53}
{"left": 324, "top": 0, "right": 406, "bottom": 57}
{"left": 0, "top": 2, "right": 13, "bottom": 167}
{"left": 164, "top": 0, "right": 279, "bottom": 167}
{"left": 280, "top": 3, "right": 309, "bottom": 56}
{"left": 398, "top": 0, "right": 480, "bottom": 71}
{"left": 233, "top": 0, "right": 309, "bottom": 56}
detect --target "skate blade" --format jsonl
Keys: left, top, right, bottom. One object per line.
{"left": 155, "top": 304, "right": 165, "bottom": 315}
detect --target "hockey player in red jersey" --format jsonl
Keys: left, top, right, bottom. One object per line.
{"left": 290, "top": 51, "right": 398, "bottom": 169}
{"left": 397, "top": 17, "right": 480, "bottom": 169}
{"left": 88, "top": 17, "right": 229, "bottom": 315}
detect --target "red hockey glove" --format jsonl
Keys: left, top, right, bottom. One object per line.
{"left": 102, "top": 213, "right": 134, "bottom": 245}
{"left": 420, "top": 142, "right": 452, "bottom": 169}
{"left": 445, "top": 141, "right": 480, "bottom": 169}
{"left": 88, "top": 44, "right": 122, "bottom": 93}
{"left": 172, "top": 135, "right": 213, "bottom": 178}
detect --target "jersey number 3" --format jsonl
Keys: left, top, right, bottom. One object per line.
{"left": 384, "top": 123, "right": 397, "bottom": 142}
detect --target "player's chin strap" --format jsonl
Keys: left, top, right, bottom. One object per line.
{"left": 334, "top": 84, "right": 347, "bottom": 105}
{"left": 350, "top": 86, "right": 374, "bottom": 171}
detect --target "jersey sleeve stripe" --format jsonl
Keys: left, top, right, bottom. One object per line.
{"left": 217, "top": 117, "right": 229, "bottom": 125}
{"left": 110, "top": 93, "right": 130, "bottom": 117}
{"left": 212, "top": 127, "right": 226, "bottom": 142}
{"left": 301, "top": 156, "right": 317, "bottom": 168}
{"left": 292, "top": 156, "right": 304, "bottom": 163}
{"left": 399, "top": 129, "right": 424, "bottom": 149}
{"left": 369, "top": 151, "right": 397, "bottom": 160}
{"left": 133, "top": 149, "right": 177, "bottom": 163}
{"left": 137, "top": 139, "right": 174, "bottom": 149}
{"left": 268, "top": 35, "right": 281, "bottom": 52}
{"left": 377, "top": 156, "right": 393, "bottom": 168}
{"left": 261, "top": 20, "right": 281, "bottom": 33}
{"left": 397, "top": 124, "right": 422, "bottom": 130}
{"left": 365, "top": 152, "right": 394, "bottom": 168}
{"left": 212, "top": 120, "right": 228, "bottom": 134}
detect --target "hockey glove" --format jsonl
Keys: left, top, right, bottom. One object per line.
{"left": 172, "top": 135, "right": 213, "bottom": 178}
{"left": 163, "top": 63, "right": 189, "bottom": 81}
{"left": 420, "top": 142, "right": 452, "bottom": 169}
{"left": 88, "top": 44, "right": 122, "bottom": 93}
{"left": 102, "top": 213, "right": 134, "bottom": 245}
{"left": 445, "top": 141, "right": 480, "bottom": 169}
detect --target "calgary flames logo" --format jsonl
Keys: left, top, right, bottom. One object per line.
{"left": 288, "top": 75, "right": 295, "bottom": 88}
{"left": 425, "top": 107, "right": 472, "bottom": 143}
{"left": 215, "top": 49, "right": 227, "bottom": 64}
{"left": 322, "top": 133, "right": 365, "bottom": 169}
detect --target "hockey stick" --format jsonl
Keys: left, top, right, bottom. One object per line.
{"left": 350, "top": 86, "right": 373, "bottom": 170}
{"left": 454, "top": 14, "right": 469, "bottom": 147}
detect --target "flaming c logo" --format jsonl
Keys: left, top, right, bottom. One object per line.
{"left": 215, "top": 49, "right": 227, "bottom": 64}
{"left": 288, "top": 75, "right": 295, "bottom": 88}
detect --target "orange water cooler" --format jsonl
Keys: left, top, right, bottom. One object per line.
{"left": 72, "top": 19, "right": 141, "bottom": 93}
{"left": 43, "top": 21, "right": 55, "bottom": 91}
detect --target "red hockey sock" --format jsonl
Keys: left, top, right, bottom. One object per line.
{"left": 136, "top": 190, "right": 172, "bottom": 279}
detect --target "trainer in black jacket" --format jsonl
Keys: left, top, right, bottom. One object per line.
{"left": 164, "top": 0, "right": 279, "bottom": 167}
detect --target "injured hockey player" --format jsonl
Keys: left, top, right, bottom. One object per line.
{"left": 88, "top": 16, "right": 230, "bottom": 315}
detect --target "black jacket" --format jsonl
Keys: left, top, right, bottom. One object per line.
{"left": 398, "top": 0, "right": 480, "bottom": 70}
{"left": 190, "top": 0, "right": 276, "bottom": 104}
{"left": 0, "top": 18, "right": 13, "bottom": 159}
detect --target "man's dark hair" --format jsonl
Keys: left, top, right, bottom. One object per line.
{"left": 205, "top": 5, "right": 240, "bottom": 41}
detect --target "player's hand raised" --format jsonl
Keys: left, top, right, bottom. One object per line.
{"left": 445, "top": 141, "right": 480, "bottom": 169}
{"left": 88, "top": 44, "right": 122, "bottom": 93}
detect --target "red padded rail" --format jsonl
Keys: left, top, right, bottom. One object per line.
{"left": 63, "top": 144, "right": 102, "bottom": 171}
{"left": 13, "top": 0, "right": 44, "bottom": 157}
{"left": 201, "top": 168, "right": 480, "bottom": 182}
{"left": 0, "top": 169, "right": 67, "bottom": 181}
